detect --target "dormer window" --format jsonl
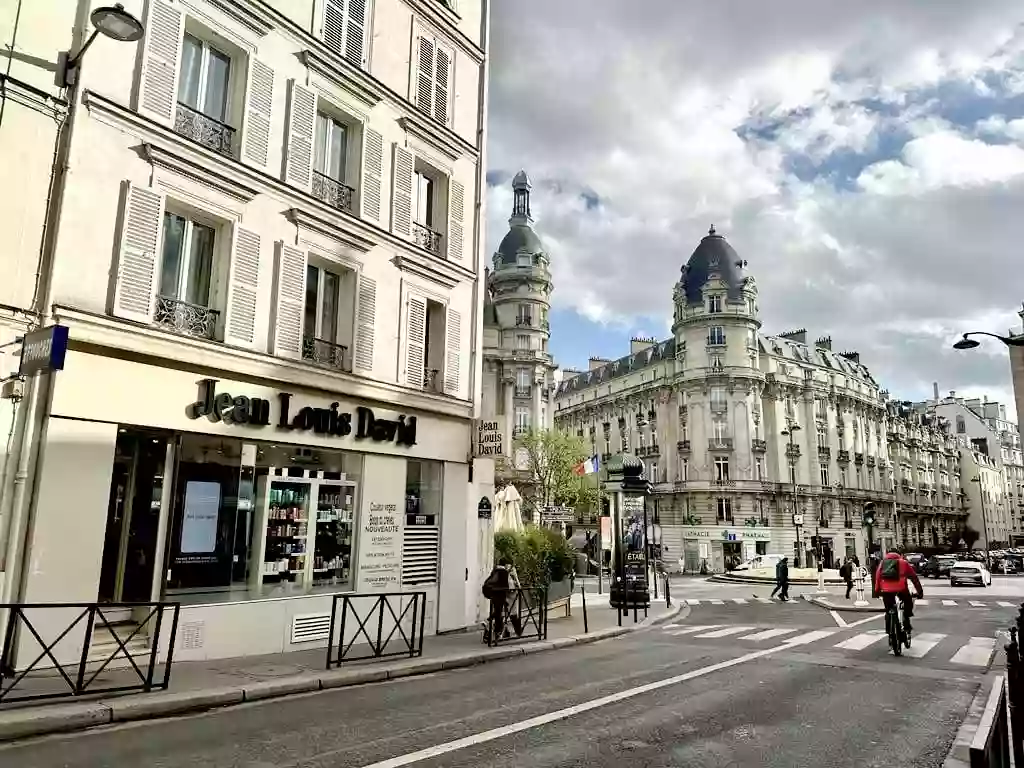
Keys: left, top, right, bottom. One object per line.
{"left": 708, "top": 295, "right": 722, "bottom": 313}
{"left": 517, "top": 252, "right": 531, "bottom": 267}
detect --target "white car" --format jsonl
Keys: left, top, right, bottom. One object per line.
{"left": 733, "top": 554, "right": 785, "bottom": 571}
{"left": 949, "top": 561, "right": 992, "bottom": 587}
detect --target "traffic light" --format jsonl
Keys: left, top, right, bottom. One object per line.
{"left": 863, "top": 501, "right": 875, "bottom": 526}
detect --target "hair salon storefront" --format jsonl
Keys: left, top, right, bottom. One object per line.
{"left": 20, "top": 350, "right": 474, "bottom": 662}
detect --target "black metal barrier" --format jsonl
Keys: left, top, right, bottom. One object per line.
{"left": 971, "top": 675, "right": 1011, "bottom": 768}
{"left": 326, "top": 592, "right": 426, "bottom": 667}
{"left": 0, "top": 602, "right": 180, "bottom": 705}
{"left": 485, "top": 587, "right": 548, "bottom": 647}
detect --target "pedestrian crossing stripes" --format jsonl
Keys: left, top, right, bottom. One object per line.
{"left": 681, "top": 597, "right": 1021, "bottom": 609}
{"left": 659, "top": 623, "right": 997, "bottom": 667}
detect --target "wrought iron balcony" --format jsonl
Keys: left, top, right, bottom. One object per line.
{"left": 855, "top": 452, "right": 864, "bottom": 464}
{"left": 837, "top": 449, "right": 851, "bottom": 463}
{"left": 677, "top": 440, "right": 691, "bottom": 453}
{"left": 638, "top": 445, "right": 660, "bottom": 457}
{"left": 866, "top": 455, "right": 876, "bottom": 467}
{"left": 413, "top": 221, "right": 442, "bottom": 254}
{"left": 515, "top": 317, "right": 535, "bottom": 327}
{"left": 752, "top": 439, "right": 767, "bottom": 452}
{"left": 423, "top": 367, "right": 442, "bottom": 393}
{"left": 174, "top": 102, "right": 235, "bottom": 156}
{"left": 514, "top": 385, "right": 532, "bottom": 398}
{"left": 302, "top": 337, "right": 350, "bottom": 372}
{"left": 818, "top": 446, "right": 831, "bottom": 460}
{"left": 312, "top": 171, "right": 355, "bottom": 212}
{"left": 154, "top": 295, "right": 219, "bottom": 340}
{"left": 708, "top": 438, "right": 734, "bottom": 451}
{"left": 712, "top": 478, "right": 737, "bottom": 487}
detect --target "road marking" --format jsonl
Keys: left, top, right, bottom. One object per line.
{"left": 732, "top": 598, "right": 747, "bottom": 604}
{"left": 788, "top": 629, "right": 837, "bottom": 645}
{"left": 943, "top": 600, "right": 957, "bottom": 606}
{"left": 902, "top": 632, "right": 946, "bottom": 658}
{"left": 998, "top": 601, "right": 1017, "bottom": 608}
{"left": 663, "top": 623, "right": 683, "bottom": 629}
{"left": 950, "top": 637, "right": 997, "bottom": 667}
{"left": 755, "top": 597, "right": 771, "bottom": 604}
{"left": 352, "top": 635, "right": 828, "bottom": 768}
{"left": 709, "top": 599, "right": 725, "bottom": 605}
{"left": 834, "top": 630, "right": 887, "bottom": 651}
{"left": 740, "top": 628, "right": 801, "bottom": 641}
{"left": 969, "top": 601, "right": 986, "bottom": 607}
{"left": 845, "top": 614, "right": 886, "bottom": 628}
{"left": 695, "top": 626, "right": 757, "bottom": 638}
{"left": 668, "top": 625, "right": 724, "bottom": 636}
{"left": 686, "top": 599, "right": 701, "bottom": 606}
{"left": 829, "top": 610, "right": 848, "bottom": 628}
{"left": 916, "top": 599, "right": 929, "bottom": 606}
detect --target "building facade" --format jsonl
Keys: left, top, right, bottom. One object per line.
{"left": 0, "top": 0, "right": 491, "bottom": 663}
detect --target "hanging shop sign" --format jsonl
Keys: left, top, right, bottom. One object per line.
{"left": 186, "top": 378, "right": 417, "bottom": 446}
{"left": 473, "top": 420, "right": 504, "bottom": 457}
{"left": 541, "top": 506, "right": 574, "bottom": 523}
{"left": 18, "top": 324, "right": 69, "bottom": 376}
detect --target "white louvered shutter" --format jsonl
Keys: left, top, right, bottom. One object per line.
{"left": 433, "top": 46, "right": 451, "bottom": 125}
{"left": 447, "top": 179, "right": 465, "bottom": 262}
{"left": 405, "top": 296, "right": 427, "bottom": 389}
{"left": 360, "top": 128, "right": 383, "bottom": 223}
{"left": 224, "top": 225, "right": 261, "bottom": 348}
{"left": 415, "top": 36, "right": 434, "bottom": 114}
{"left": 136, "top": 0, "right": 184, "bottom": 125}
{"left": 271, "top": 242, "right": 306, "bottom": 359}
{"left": 444, "top": 307, "right": 462, "bottom": 396}
{"left": 112, "top": 183, "right": 164, "bottom": 323}
{"left": 323, "top": 0, "right": 345, "bottom": 56}
{"left": 345, "top": 0, "right": 367, "bottom": 66}
{"left": 284, "top": 81, "right": 316, "bottom": 189}
{"left": 353, "top": 275, "right": 377, "bottom": 373}
{"left": 391, "top": 145, "right": 414, "bottom": 238}
{"left": 242, "top": 59, "right": 274, "bottom": 168}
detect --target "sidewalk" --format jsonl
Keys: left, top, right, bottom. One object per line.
{"left": 0, "top": 595, "right": 680, "bottom": 742}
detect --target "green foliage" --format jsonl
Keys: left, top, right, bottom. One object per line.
{"left": 681, "top": 513, "right": 701, "bottom": 526}
{"left": 512, "top": 428, "right": 602, "bottom": 516}
{"left": 493, "top": 525, "right": 577, "bottom": 587}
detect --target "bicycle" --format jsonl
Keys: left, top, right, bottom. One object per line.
{"left": 884, "top": 597, "right": 917, "bottom": 656}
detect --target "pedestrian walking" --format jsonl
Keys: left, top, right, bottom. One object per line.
{"left": 481, "top": 557, "right": 523, "bottom": 643}
{"left": 840, "top": 557, "right": 854, "bottom": 599}
{"left": 770, "top": 556, "right": 790, "bottom": 602}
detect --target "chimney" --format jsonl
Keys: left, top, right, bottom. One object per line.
{"left": 933, "top": 382, "right": 939, "bottom": 401}
{"left": 949, "top": 390, "right": 956, "bottom": 399}
{"left": 778, "top": 329, "right": 807, "bottom": 344}
{"left": 630, "top": 336, "right": 655, "bottom": 355}
{"left": 815, "top": 336, "right": 832, "bottom": 351}
{"left": 588, "top": 357, "right": 611, "bottom": 371}
{"left": 839, "top": 351, "right": 860, "bottom": 364}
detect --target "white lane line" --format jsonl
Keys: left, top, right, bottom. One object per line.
{"left": 916, "top": 600, "right": 930, "bottom": 606}
{"left": 663, "top": 623, "right": 683, "bottom": 629}
{"left": 710, "top": 599, "right": 725, "bottom": 605}
{"left": 834, "top": 630, "right": 888, "bottom": 651}
{"left": 902, "top": 633, "right": 946, "bottom": 659}
{"left": 846, "top": 614, "right": 886, "bottom": 628}
{"left": 943, "top": 600, "right": 957, "bottom": 606}
{"left": 732, "top": 598, "right": 747, "bottom": 604}
{"left": 686, "top": 599, "right": 701, "bottom": 606}
{"left": 829, "top": 610, "right": 847, "bottom": 628}
{"left": 352, "top": 636, "right": 820, "bottom": 768}
{"left": 950, "top": 637, "right": 997, "bottom": 667}
{"left": 668, "top": 625, "right": 724, "bottom": 636}
{"left": 695, "top": 626, "right": 757, "bottom": 639}
{"left": 740, "top": 628, "right": 801, "bottom": 641}
{"left": 969, "top": 601, "right": 987, "bottom": 607}
{"left": 998, "top": 602, "right": 1017, "bottom": 608}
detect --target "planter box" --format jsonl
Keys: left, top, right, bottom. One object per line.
{"left": 546, "top": 579, "right": 572, "bottom": 603}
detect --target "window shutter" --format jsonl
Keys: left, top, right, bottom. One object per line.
{"left": 444, "top": 307, "right": 462, "bottom": 396}
{"left": 415, "top": 36, "right": 434, "bottom": 114}
{"left": 271, "top": 242, "right": 305, "bottom": 359}
{"left": 323, "top": 0, "right": 345, "bottom": 56}
{"left": 284, "top": 80, "right": 316, "bottom": 189}
{"left": 344, "top": 0, "right": 368, "bottom": 66}
{"left": 112, "top": 183, "right": 164, "bottom": 323}
{"left": 391, "top": 144, "right": 414, "bottom": 238}
{"left": 433, "top": 46, "right": 451, "bottom": 125}
{"left": 242, "top": 58, "right": 274, "bottom": 168}
{"left": 360, "top": 127, "right": 383, "bottom": 223}
{"left": 224, "top": 224, "right": 261, "bottom": 348}
{"left": 136, "top": 0, "right": 184, "bottom": 125}
{"left": 405, "top": 295, "right": 427, "bottom": 388}
{"left": 353, "top": 275, "right": 377, "bottom": 373}
{"left": 447, "top": 179, "right": 465, "bottom": 262}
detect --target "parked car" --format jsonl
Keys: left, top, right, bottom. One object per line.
{"left": 733, "top": 554, "right": 786, "bottom": 572}
{"left": 950, "top": 561, "right": 992, "bottom": 587}
{"left": 905, "top": 553, "right": 927, "bottom": 573}
{"left": 921, "top": 555, "right": 957, "bottom": 579}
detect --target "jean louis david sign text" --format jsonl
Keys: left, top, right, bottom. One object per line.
{"left": 473, "top": 420, "right": 504, "bottom": 457}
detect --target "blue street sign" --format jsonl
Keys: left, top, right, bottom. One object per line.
{"left": 18, "top": 325, "right": 69, "bottom": 376}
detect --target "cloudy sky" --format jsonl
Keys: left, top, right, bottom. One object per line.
{"left": 485, "top": 1, "right": 1024, "bottom": 416}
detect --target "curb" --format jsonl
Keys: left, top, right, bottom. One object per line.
{"left": 0, "top": 601, "right": 682, "bottom": 743}
{"left": 942, "top": 672, "right": 999, "bottom": 768}
{"left": 805, "top": 595, "right": 884, "bottom": 613}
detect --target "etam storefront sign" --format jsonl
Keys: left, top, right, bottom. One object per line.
{"left": 186, "top": 378, "right": 417, "bottom": 447}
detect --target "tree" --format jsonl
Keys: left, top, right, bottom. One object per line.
{"left": 511, "top": 428, "right": 602, "bottom": 518}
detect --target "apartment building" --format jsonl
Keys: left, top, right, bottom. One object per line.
{"left": 0, "top": 0, "right": 490, "bottom": 662}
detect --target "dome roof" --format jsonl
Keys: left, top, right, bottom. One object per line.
{"left": 496, "top": 224, "right": 544, "bottom": 264}
{"left": 679, "top": 226, "right": 747, "bottom": 305}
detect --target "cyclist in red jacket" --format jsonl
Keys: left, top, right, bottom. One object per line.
{"left": 873, "top": 548, "right": 924, "bottom": 635}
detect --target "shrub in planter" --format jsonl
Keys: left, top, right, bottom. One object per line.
{"left": 493, "top": 525, "right": 576, "bottom": 595}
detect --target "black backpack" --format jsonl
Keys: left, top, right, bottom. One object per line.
{"left": 880, "top": 557, "right": 901, "bottom": 580}
{"left": 482, "top": 568, "right": 503, "bottom": 599}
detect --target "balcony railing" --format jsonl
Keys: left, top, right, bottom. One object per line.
{"left": 154, "top": 295, "right": 219, "bottom": 340}
{"left": 413, "top": 221, "right": 442, "bottom": 254}
{"left": 855, "top": 452, "right": 864, "bottom": 464}
{"left": 638, "top": 445, "right": 660, "bottom": 457}
{"left": 752, "top": 439, "right": 767, "bottom": 452}
{"left": 515, "top": 317, "right": 535, "bottom": 327}
{"left": 837, "top": 449, "right": 851, "bottom": 463}
{"left": 514, "top": 386, "right": 532, "bottom": 398}
{"left": 866, "top": 455, "right": 876, "bottom": 467}
{"left": 677, "top": 440, "right": 691, "bottom": 452}
{"left": 302, "top": 337, "right": 350, "bottom": 371}
{"left": 312, "top": 171, "right": 355, "bottom": 212}
{"left": 708, "top": 438, "right": 733, "bottom": 451}
{"left": 818, "top": 447, "right": 831, "bottom": 461}
{"left": 174, "top": 102, "right": 235, "bottom": 156}
{"left": 712, "top": 478, "right": 737, "bottom": 487}
{"left": 513, "top": 426, "right": 529, "bottom": 437}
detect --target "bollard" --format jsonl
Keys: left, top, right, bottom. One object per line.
{"left": 580, "top": 583, "right": 589, "bottom": 634}
{"left": 853, "top": 565, "right": 870, "bottom": 607}
{"left": 665, "top": 575, "right": 672, "bottom": 608}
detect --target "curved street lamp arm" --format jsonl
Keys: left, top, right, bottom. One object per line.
{"left": 961, "top": 331, "right": 1024, "bottom": 347}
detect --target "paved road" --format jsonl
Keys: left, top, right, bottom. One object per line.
{"left": 3, "top": 600, "right": 996, "bottom": 767}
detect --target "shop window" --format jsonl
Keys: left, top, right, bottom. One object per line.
{"left": 403, "top": 459, "right": 443, "bottom": 586}
{"left": 303, "top": 261, "right": 356, "bottom": 371}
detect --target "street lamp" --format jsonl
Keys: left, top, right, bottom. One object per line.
{"left": 781, "top": 422, "right": 802, "bottom": 568}
{"left": 58, "top": 4, "right": 145, "bottom": 88}
{"left": 952, "top": 331, "right": 1024, "bottom": 350}
{"left": 971, "top": 476, "right": 992, "bottom": 565}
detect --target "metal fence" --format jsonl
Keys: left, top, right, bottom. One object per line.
{"left": 0, "top": 602, "right": 180, "bottom": 705}
{"left": 972, "top": 676, "right": 1012, "bottom": 768}
{"left": 326, "top": 592, "right": 426, "bottom": 667}
{"left": 485, "top": 587, "right": 548, "bottom": 647}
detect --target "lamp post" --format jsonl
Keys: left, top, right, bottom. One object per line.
{"left": 952, "top": 331, "right": 1024, "bottom": 350}
{"left": 58, "top": 4, "right": 145, "bottom": 87}
{"left": 781, "top": 422, "right": 803, "bottom": 568}
{"left": 972, "top": 476, "right": 992, "bottom": 566}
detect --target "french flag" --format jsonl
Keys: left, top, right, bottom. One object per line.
{"left": 574, "top": 455, "right": 600, "bottom": 476}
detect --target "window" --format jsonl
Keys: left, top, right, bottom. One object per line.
{"left": 516, "top": 334, "right": 530, "bottom": 350}
{"left": 708, "top": 295, "right": 722, "bottom": 313}
{"left": 756, "top": 456, "right": 765, "bottom": 480}
{"left": 517, "top": 252, "right": 532, "bottom": 267}
{"left": 409, "top": 161, "right": 445, "bottom": 254}
{"left": 516, "top": 304, "right": 533, "bottom": 326}
{"left": 322, "top": 0, "right": 368, "bottom": 67}
{"left": 515, "top": 406, "right": 530, "bottom": 435}
{"left": 712, "top": 418, "right": 728, "bottom": 441}
{"left": 717, "top": 498, "right": 733, "bottom": 523}
{"left": 817, "top": 422, "right": 827, "bottom": 445}
{"left": 714, "top": 457, "right": 730, "bottom": 482}
{"left": 156, "top": 212, "right": 218, "bottom": 339}
{"left": 414, "top": 33, "right": 453, "bottom": 124}
{"left": 405, "top": 294, "right": 460, "bottom": 396}
{"left": 311, "top": 113, "right": 355, "bottom": 212}
{"left": 855, "top": 467, "right": 862, "bottom": 488}
{"left": 708, "top": 326, "right": 725, "bottom": 345}
{"left": 403, "top": 459, "right": 443, "bottom": 586}
{"left": 820, "top": 465, "right": 829, "bottom": 486}
{"left": 303, "top": 263, "right": 354, "bottom": 370}
{"left": 956, "top": 416, "right": 966, "bottom": 434}
{"left": 177, "top": 33, "right": 234, "bottom": 155}
{"left": 843, "top": 504, "right": 852, "bottom": 528}
{"left": 710, "top": 386, "right": 727, "bottom": 412}
{"left": 710, "top": 354, "right": 723, "bottom": 370}
{"left": 679, "top": 458, "right": 689, "bottom": 481}
{"left": 515, "top": 368, "right": 531, "bottom": 398}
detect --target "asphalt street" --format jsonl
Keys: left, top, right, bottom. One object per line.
{"left": 2, "top": 598, "right": 1003, "bottom": 768}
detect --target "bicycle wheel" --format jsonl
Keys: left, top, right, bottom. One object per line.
{"left": 889, "top": 609, "right": 903, "bottom": 656}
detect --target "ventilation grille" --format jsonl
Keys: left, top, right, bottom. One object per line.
{"left": 179, "top": 621, "right": 205, "bottom": 650}
{"left": 402, "top": 526, "right": 439, "bottom": 586}
{"left": 291, "top": 612, "right": 332, "bottom": 644}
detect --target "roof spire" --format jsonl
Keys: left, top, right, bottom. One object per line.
{"left": 708, "top": 224, "right": 716, "bottom": 236}
{"left": 511, "top": 170, "right": 532, "bottom": 222}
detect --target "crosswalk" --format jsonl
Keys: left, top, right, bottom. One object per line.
{"left": 682, "top": 597, "right": 1021, "bottom": 609}
{"left": 658, "top": 623, "right": 997, "bottom": 667}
